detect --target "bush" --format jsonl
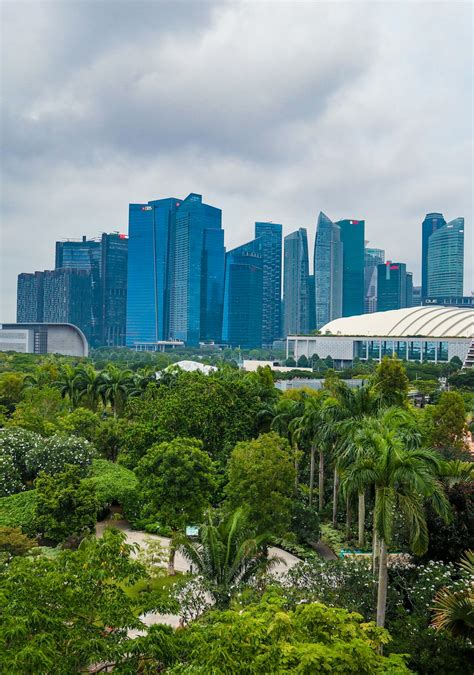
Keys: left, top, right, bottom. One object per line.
{"left": 0, "top": 526, "right": 37, "bottom": 557}
{"left": 0, "top": 453, "right": 23, "bottom": 497}
{"left": 84, "top": 459, "right": 141, "bottom": 523}
{"left": 320, "top": 523, "right": 345, "bottom": 554}
{"left": 0, "top": 428, "right": 43, "bottom": 483}
{"left": 0, "top": 490, "right": 38, "bottom": 535}
{"left": 25, "top": 435, "right": 94, "bottom": 478}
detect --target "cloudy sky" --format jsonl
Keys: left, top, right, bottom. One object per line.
{"left": 1, "top": 0, "right": 472, "bottom": 320}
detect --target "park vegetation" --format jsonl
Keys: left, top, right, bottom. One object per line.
{"left": 0, "top": 347, "right": 472, "bottom": 673}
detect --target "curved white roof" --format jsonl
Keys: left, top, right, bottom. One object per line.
{"left": 321, "top": 306, "right": 474, "bottom": 338}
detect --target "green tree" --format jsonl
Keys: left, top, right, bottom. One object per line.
{"left": 171, "top": 593, "right": 410, "bottom": 672}
{"left": 74, "top": 364, "right": 102, "bottom": 410}
{"left": 0, "top": 526, "right": 37, "bottom": 557}
{"left": 136, "top": 438, "right": 216, "bottom": 574}
{"left": 424, "top": 391, "right": 469, "bottom": 457}
{"left": 0, "top": 528, "right": 151, "bottom": 673}
{"left": 285, "top": 356, "right": 296, "bottom": 367}
{"left": 179, "top": 509, "right": 277, "bottom": 608}
{"left": 54, "top": 364, "right": 81, "bottom": 409}
{"left": 297, "top": 354, "right": 309, "bottom": 368}
{"left": 98, "top": 365, "right": 134, "bottom": 417}
{"left": 225, "top": 433, "right": 295, "bottom": 536}
{"left": 344, "top": 419, "right": 450, "bottom": 628}
{"left": 25, "top": 434, "right": 94, "bottom": 478}
{"left": 0, "top": 372, "right": 24, "bottom": 413}
{"left": 372, "top": 356, "right": 409, "bottom": 407}
{"left": 34, "top": 465, "right": 99, "bottom": 544}
{"left": 431, "top": 550, "right": 474, "bottom": 640}
{"left": 56, "top": 407, "right": 101, "bottom": 441}
{"left": 9, "top": 386, "right": 67, "bottom": 435}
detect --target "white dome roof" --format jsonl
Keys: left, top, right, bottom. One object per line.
{"left": 321, "top": 306, "right": 474, "bottom": 338}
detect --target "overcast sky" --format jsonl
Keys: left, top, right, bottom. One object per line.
{"left": 1, "top": 0, "right": 472, "bottom": 320}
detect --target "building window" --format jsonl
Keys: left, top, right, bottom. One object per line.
{"left": 437, "top": 342, "right": 449, "bottom": 362}
{"left": 395, "top": 341, "right": 407, "bottom": 359}
{"left": 424, "top": 341, "right": 437, "bottom": 362}
{"left": 408, "top": 341, "right": 422, "bottom": 360}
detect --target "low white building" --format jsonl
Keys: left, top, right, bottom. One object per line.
{"left": 0, "top": 322, "right": 88, "bottom": 357}
{"left": 242, "top": 359, "right": 312, "bottom": 373}
{"left": 287, "top": 306, "right": 474, "bottom": 368}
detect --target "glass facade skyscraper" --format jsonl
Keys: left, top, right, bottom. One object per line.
{"left": 17, "top": 272, "right": 44, "bottom": 323}
{"left": 101, "top": 233, "right": 128, "bottom": 347}
{"left": 313, "top": 212, "right": 343, "bottom": 329}
{"left": 364, "top": 246, "right": 385, "bottom": 313}
{"left": 254, "top": 222, "right": 282, "bottom": 346}
{"left": 336, "top": 219, "right": 365, "bottom": 317}
{"left": 126, "top": 198, "right": 179, "bottom": 346}
{"left": 168, "top": 194, "right": 224, "bottom": 346}
{"left": 377, "top": 262, "right": 409, "bottom": 312}
{"left": 283, "top": 228, "right": 309, "bottom": 336}
{"left": 42, "top": 269, "right": 94, "bottom": 340}
{"left": 427, "top": 218, "right": 464, "bottom": 297}
{"left": 222, "top": 239, "right": 263, "bottom": 348}
{"left": 421, "top": 212, "right": 446, "bottom": 299}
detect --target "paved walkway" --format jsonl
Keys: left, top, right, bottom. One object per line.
{"left": 96, "top": 519, "right": 301, "bottom": 630}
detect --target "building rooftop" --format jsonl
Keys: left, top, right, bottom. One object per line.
{"left": 319, "top": 306, "right": 474, "bottom": 338}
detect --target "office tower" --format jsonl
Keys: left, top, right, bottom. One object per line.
{"left": 126, "top": 198, "right": 179, "bottom": 346}
{"left": 364, "top": 246, "right": 385, "bottom": 313}
{"left": 406, "top": 271, "right": 413, "bottom": 308}
{"left": 255, "top": 222, "right": 282, "bottom": 345}
{"left": 421, "top": 212, "right": 446, "bottom": 298}
{"left": 17, "top": 272, "right": 44, "bottom": 322}
{"left": 55, "top": 236, "right": 102, "bottom": 344}
{"left": 377, "top": 262, "right": 410, "bottom": 312}
{"left": 222, "top": 239, "right": 263, "bottom": 348}
{"left": 168, "top": 193, "right": 225, "bottom": 345}
{"left": 283, "top": 228, "right": 309, "bottom": 336}
{"left": 336, "top": 219, "right": 365, "bottom": 317}
{"left": 307, "top": 275, "right": 316, "bottom": 331}
{"left": 313, "top": 212, "right": 343, "bottom": 329}
{"left": 42, "top": 269, "right": 93, "bottom": 340}
{"left": 412, "top": 286, "right": 422, "bottom": 307}
{"left": 427, "top": 218, "right": 464, "bottom": 296}
{"left": 101, "top": 233, "right": 128, "bottom": 347}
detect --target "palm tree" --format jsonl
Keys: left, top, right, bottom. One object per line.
{"left": 431, "top": 550, "right": 474, "bottom": 640}
{"left": 179, "top": 509, "right": 280, "bottom": 608}
{"left": 54, "top": 364, "right": 81, "bottom": 409}
{"left": 271, "top": 397, "right": 305, "bottom": 488}
{"left": 98, "top": 366, "right": 133, "bottom": 417}
{"left": 293, "top": 394, "right": 327, "bottom": 509}
{"left": 75, "top": 364, "right": 101, "bottom": 411}
{"left": 344, "top": 421, "right": 450, "bottom": 628}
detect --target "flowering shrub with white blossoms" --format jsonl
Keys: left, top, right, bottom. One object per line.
{"left": 25, "top": 435, "right": 94, "bottom": 478}
{"left": 0, "top": 428, "right": 42, "bottom": 483}
{"left": 0, "top": 452, "right": 23, "bottom": 497}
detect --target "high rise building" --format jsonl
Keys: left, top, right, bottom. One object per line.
{"left": 42, "top": 269, "right": 93, "bottom": 340}
{"left": 307, "top": 275, "right": 316, "bottom": 331}
{"left": 17, "top": 272, "right": 44, "bottom": 323}
{"left": 222, "top": 239, "right": 263, "bottom": 348}
{"left": 364, "top": 246, "right": 385, "bottom": 313}
{"left": 412, "top": 286, "right": 422, "bottom": 307}
{"left": 313, "top": 212, "right": 343, "bottom": 329}
{"left": 377, "top": 262, "right": 410, "bottom": 312}
{"left": 255, "top": 222, "right": 282, "bottom": 345}
{"left": 101, "top": 233, "right": 128, "bottom": 347}
{"left": 336, "top": 219, "right": 365, "bottom": 317}
{"left": 406, "top": 271, "right": 413, "bottom": 308}
{"left": 427, "top": 218, "right": 464, "bottom": 297}
{"left": 168, "top": 194, "right": 224, "bottom": 345}
{"left": 283, "top": 229, "right": 310, "bottom": 336}
{"left": 421, "top": 212, "right": 446, "bottom": 299}
{"left": 126, "top": 198, "right": 179, "bottom": 346}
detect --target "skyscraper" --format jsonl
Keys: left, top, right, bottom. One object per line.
{"left": 42, "top": 269, "right": 93, "bottom": 340}
{"left": 421, "top": 212, "right": 446, "bottom": 299}
{"left": 255, "top": 222, "right": 282, "bottom": 345}
{"left": 364, "top": 246, "right": 385, "bottom": 313}
{"left": 427, "top": 218, "right": 464, "bottom": 297}
{"left": 336, "top": 219, "right": 365, "bottom": 317}
{"left": 313, "top": 212, "right": 342, "bottom": 329}
{"left": 283, "top": 228, "right": 309, "bottom": 336}
{"left": 101, "top": 233, "right": 128, "bottom": 347}
{"left": 17, "top": 272, "right": 44, "bottom": 323}
{"left": 307, "top": 275, "right": 316, "bottom": 331}
{"left": 126, "top": 198, "right": 179, "bottom": 346}
{"left": 222, "top": 239, "right": 263, "bottom": 348}
{"left": 168, "top": 194, "right": 224, "bottom": 345}
{"left": 377, "top": 262, "right": 409, "bottom": 312}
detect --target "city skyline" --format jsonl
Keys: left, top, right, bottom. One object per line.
{"left": 1, "top": 1, "right": 472, "bottom": 321}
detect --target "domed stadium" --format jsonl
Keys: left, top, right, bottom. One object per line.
{"left": 287, "top": 306, "right": 474, "bottom": 368}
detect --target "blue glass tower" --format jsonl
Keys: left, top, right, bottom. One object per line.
{"left": 427, "top": 218, "right": 464, "bottom": 297}
{"left": 126, "top": 198, "right": 179, "bottom": 346}
{"left": 222, "top": 239, "right": 263, "bottom": 348}
{"left": 336, "top": 219, "right": 365, "bottom": 317}
{"left": 377, "top": 262, "right": 409, "bottom": 311}
{"left": 283, "top": 228, "right": 309, "bottom": 336}
{"left": 421, "top": 213, "right": 446, "bottom": 299}
{"left": 313, "top": 212, "right": 343, "bottom": 329}
{"left": 254, "top": 222, "right": 282, "bottom": 345}
{"left": 168, "top": 194, "right": 224, "bottom": 346}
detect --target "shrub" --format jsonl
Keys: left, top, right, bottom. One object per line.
{"left": 0, "top": 526, "right": 37, "bottom": 556}
{"left": 0, "top": 453, "right": 23, "bottom": 497}
{"left": 0, "top": 428, "right": 43, "bottom": 483}
{"left": 25, "top": 435, "right": 94, "bottom": 478}
{"left": 0, "top": 490, "right": 38, "bottom": 536}
{"left": 84, "top": 459, "right": 141, "bottom": 523}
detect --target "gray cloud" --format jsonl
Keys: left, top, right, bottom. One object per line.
{"left": 1, "top": 0, "right": 472, "bottom": 320}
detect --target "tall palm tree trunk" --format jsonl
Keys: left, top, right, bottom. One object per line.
{"left": 293, "top": 444, "right": 299, "bottom": 490}
{"left": 358, "top": 492, "right": 365, "bottom": 547}
{"left": 167, "top": 537, "right": 177, "bottom": 576}
{"left": 309, "top": 445, "right": 316, "bottom": 506}
{"left": 318, "top": 450, "right": 324, "bottom": 511}
{"left": 376, "top": 538, "right": 388, "bottom": 627}
{"left": 345, "top": 494, "right": 351, "bottom": 538}
{"left": 372, "top": 530, "right": 379, "bottom": 577}
{"left": 332, "top": 467, "right": 338, "bottom": 528}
